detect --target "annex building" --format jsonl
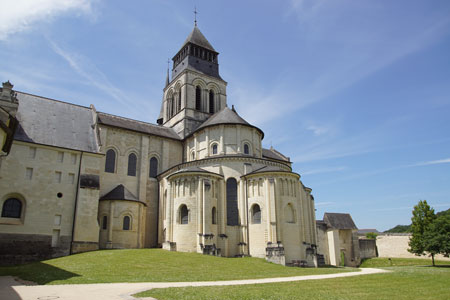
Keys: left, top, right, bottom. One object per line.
{"left": 0, "top": 25, "right": 326, "bottom": 267}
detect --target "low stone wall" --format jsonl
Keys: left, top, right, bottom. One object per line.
{"left": 359, "top": 238, "right": 377, "bottom": 259}
{"left": 377, "top": 234, "right": 450, "bottom": 260}
{"left": 0, "top": 233, "right": 71, "bottom": 266}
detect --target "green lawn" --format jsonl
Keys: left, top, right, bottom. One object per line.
{"left": 0, "top": 249, "right": 353, "bottom": 285}
{"left": 136, "top": 260, "right": 450, "bottom": 300}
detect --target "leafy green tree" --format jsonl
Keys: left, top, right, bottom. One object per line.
{"left": 365, "top": 232, "right": 378, "bottom": 239}
{"left": 423, "top": 214, "right": 450, "bottom": 266}
{"left": 408, "top": 200, "right": 436, "bottom": 259}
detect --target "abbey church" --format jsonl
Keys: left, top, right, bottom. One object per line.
{"left": 0, "top": 24, "right": 327, "bottom": 267}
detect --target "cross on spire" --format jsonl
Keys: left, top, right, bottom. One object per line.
{"left": 194, "top": 6, "right": 198, "bottom": 26}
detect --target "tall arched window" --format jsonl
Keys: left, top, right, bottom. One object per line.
{"left": 284, "top": 203, "right": 295, "bottom": 223}
{"left": 212, "top": 144, "right": 218, "bottom": 155}
{"left": 171, "top": 97, "right": 176, "bottom": 117}
{"left": 149, "top": 157, "right": 158, "bottom": 178}
{"left": 244, "top": 143, "right": 250, "bottom": 155}
{"left": 226, "top": 178, "right": 238, "bottom": 226}
{"left": 251, "top": 204, "right": 261, "bottom": 224}
{"left": 178, "top": 90, "right": 182, "bottom": 112}
{"left": 180, "top": 204, "right": 188, "bottom": 224}
{"left": 123, "top": 216, "right": 131, "bottom": 230}
{"left": 127, "top": 153, "right": 137, "bottom": 176}
{"left": 105, "top": 149, "right": 116, "bottom": 173}
{"left": 102, "top": 215, "right": 107, "bottom": 230}
{"left": 212, "top": 207, "right": 217, "bottom": 224}
{"left": 209, "top": 90, "right": 215, "bottom": 113}
{"left": 1, "top": 198, "right": 22, "bottom": 218}
{"left": 195, "top": 86, "right": 201, "bottom": 110}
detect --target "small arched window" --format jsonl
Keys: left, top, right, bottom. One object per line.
{"left": 244, "top": 143, "right": 250, "bottom": 155}
{"left": 123, "top": 216, "right": 131, "bottom": 230}
{"left": 209, "top": 90, "right": 215, "bottom": 113}
{"left": 178, "top": 90, "right": 182, "bottom": 112}
{"left": 251, "top": 204, "right": 261, "bottom": 224}
{"left": 1, "top": 198, "right": 22, "bottom": 218}
{"left": 212, "top": 207, "right": 217, "bottom": 224}
{"left": 191, "top": 151, "right": 195, "bottom": 161}
{"left": 212, "top": 144, "right": 218, "bottom": 155}
{"left": 105, "top": 149, "right": 116, "bottom": 173}
{"left": 195, "top": 86, "right": 202, "bottom": 110}
{"left": 180, "top": 205, "right": 188, "bottom": 224}
{"left": 149, "top": 157, "right": 158, "bottom": 178}
{"left": 102, "top": 215, "right": 107, "bottom": 230}
{"left": 127, "top": 153, "right": 137, "bottom": 176}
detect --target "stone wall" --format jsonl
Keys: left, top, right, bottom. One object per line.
{"left": 359, "top": 238, "right": 377, "bottom": 259}
{"left": 377, "top": 234, "right": 450, "bottom": 260}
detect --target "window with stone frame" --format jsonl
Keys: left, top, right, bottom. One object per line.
{"left": 209, "top": 90, "right": 215, "bottom": 113}
{"left": 212, "top": 207, "right": 217, "bottom": 224}
{"left": 211, "top": 143, "right": 218, "bottom": 155}
{"left": 180, "top": 204, "right": 189, "bottom": 224}
{"left": 149, "top": 157, "right": 158, "bottom": 178}
{"left": 127, "top": 153, "right": 137, "bottom": 176}
{"left": 244, "top": 143, "right": 250, "bottom": 155}
{"left": 195, "top": 86, "right": 202, "bottom": 110}
{"left": 251, "top": 204, "right": 261, "bottom": 224}
{"left": 102, "top": 215, "right": 107, "bottom": 230}
{"left": 1, "top": 198, "right": 22, "bottom": 218}
{"left": 226, "top": 178, "right": 239, "bottom": 226}
{"left": 105, "top": 149, "right": 116, "bottom": 173}
{"left": 123, "top": 216, "right": 131, "bottom": 230}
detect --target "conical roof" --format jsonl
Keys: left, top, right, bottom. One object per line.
{"left": 100, "top": 184, "right": 146, "bottom": 205}
{"left": 194, "top": 105, "right": 264, "bottom": 138}
{"left": 181, "top": 26, "right": 216, "bottom": 52}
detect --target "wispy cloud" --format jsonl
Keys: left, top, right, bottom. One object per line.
{"left": 47, "top": 39, "right": 142, "bottom": 115}
{"left": 0, "top": 0, "right": 94, "bottom": 41}
{"left": 412, "top": 158, "right": 450, "bottom": 167}
{"left": 301, "top": 166, "right": 347, "bottom": 176}
{"left": 314, "top": 201, "right": 336, "bottom": 207}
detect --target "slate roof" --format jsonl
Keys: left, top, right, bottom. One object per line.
{"left": 262, "top": 147, "right": 290, "bottom": 162}
{"left": 13, "top": 92, "right": 99, "bottom": 153}
{"left": 167, "top": 166, "right": 221, "bottom": 179}
{"left": 244, "top": 165, "right": 295, "bottom": 176}
{"left": 100, "top": 184, "right": 146, "bottom": 205}
{"left": 194, "top": 105, "right": 264, "bottom": 138}
{"left": 323, "top": 213, "right": 358, "bottom": 230}
{"left": 97, "top": 112, "right": 181, "bottom": 140}
{"left": 181, "top": 26, "right": 216, "bottom": 52}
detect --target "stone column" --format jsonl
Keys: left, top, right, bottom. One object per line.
{"left": 106, "top": 201, "right": 114, "bottom": 248}
{"left": 197, "top": 178, "right": 203, "bottom": 252}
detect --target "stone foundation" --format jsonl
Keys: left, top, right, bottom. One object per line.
{"left": 266, "top": 242, "right": 285, "bottom": 265}
{"left": 71, "top": 241, "right": 99, "bottom": 254}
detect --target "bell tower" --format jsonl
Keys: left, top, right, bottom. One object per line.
{"left": 157, "top": 24, "right": 227, "bottom": 139}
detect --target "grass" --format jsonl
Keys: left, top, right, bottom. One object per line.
{"left": 360, "top": 257, "right": 450, "bottom": 267}
{"left": 135, "top": 259, "right": 450, "bottom": 300}
{"left": 0, "top": 249, "right": 353, "bottom": 285}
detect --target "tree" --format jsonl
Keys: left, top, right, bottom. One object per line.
{"left": 366, "top": 232, "right": 378, "bottom": 239}
{"left": 408, "top": 200, "right": 436, "bottom": 259}
{"left": 423, "top": 214, "right": 450, "bottom": 266}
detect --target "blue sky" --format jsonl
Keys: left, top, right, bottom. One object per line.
{"left": 1, "top": 0, "right": 449, "bottom": 231}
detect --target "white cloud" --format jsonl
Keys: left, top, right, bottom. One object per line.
{"left": 301, "top": 166, "right": 347, "bottom": 176}
{"left": 0, "top": 0, "right": 93, "bottom": 41}
{"left": 413, "top": 158, "right": 450, "bottom": 166}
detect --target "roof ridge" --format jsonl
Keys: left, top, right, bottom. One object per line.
{"left": 98, "top": 111, "right": 175, "bottom": 131}
{"left": 16, "top": 91, "right": 91, "bottom": 110}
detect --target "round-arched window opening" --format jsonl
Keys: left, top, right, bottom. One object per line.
{"left": 212, "top": 144, "right": 218, "bottom": 155}
{"left": 244, "top": 143, "right": 250, "bottom": 155}
{"left": 1, "top": 198, "right": 22, "bottom": 218}
{"left": 57, "top": 193, "right": 63, "bottom": 198}
{"left": 251, "top": 204, "right": 261, "bottom": 224}
{"left": 180, "top": 204, "right": 189, "bottom": 224}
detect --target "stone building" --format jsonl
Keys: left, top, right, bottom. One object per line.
{"left": 0, "top": 25, "right": 318, "bottom": 266}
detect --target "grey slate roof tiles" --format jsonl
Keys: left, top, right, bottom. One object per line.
{"left": 97, "top": 112, "right": 181, "bottom": 140}
{"left": 100, "top": 184, "right": 146, "bottom": 205}
{"left": 323, "top": 213, "right": 358, "bottom": 230}
{"left": 262, "top": 147, "right": 290, "bottom": 162}
{"left": 14, "top": 92, "right": 99, "bottom": 153}
{"left": 181, "top": 26, "right": 216, "bottom": 52}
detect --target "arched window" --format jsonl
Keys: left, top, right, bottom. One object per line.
{"left": 105, "top": 149, "right": 116, "bottom": 173}
{"left": 191, "top": 151, "right": 195, "bottom": 161}
{"left": 244, "top": 143, "right": 250, "bottom": 155}
{"left": 171, "top": 97, "right": 175, "bottom": 117}
{"left": 195, "top": 86, "right": 201, "bottom": 110}
{"left": 251, "top": 204, "right": 261, "bottom": 224}
{"left": 178, "top": 90, "right": 182, "bottom": 112}
{"left": 180, "top": 204, "right": 188, "bottom": 224}
{"left": 102, "top": 215, "right": 107, "bottom": 230}
{"left": 1, "top": 198, "right": 22, "bottom": 218}
{"left": 149, "top": 157, "right": 158, "bottom": 178}
{"left": 127, "top": 153, "right": 137, "bottom": 176}
{"left": 284, "top": 203, "right": 295, "bottom": 223}
{"left": 226, "top": 178, "right": 238, "bottom": 226}
{"left": 212, "top": 143, "right": 218, "bottom": 155}
{"left": 123, "top": 216, "right": 131, "bottom": 230}
{"left": 212, "top": 207, "right": 217, "bottom": 224}
{"left": 209, "top": 90, "right": 215, "bottom": 113}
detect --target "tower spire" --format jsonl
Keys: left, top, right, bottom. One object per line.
{"left": 194, "top": 6, "right": 198, "bottom": 26}
{"left": 165, "top": 58, "right": 170, "bottom": 87}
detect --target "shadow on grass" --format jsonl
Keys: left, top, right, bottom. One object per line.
{"left": 0, "top": 262, "right": 80, "bottom": 285}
